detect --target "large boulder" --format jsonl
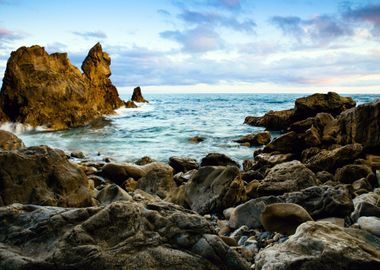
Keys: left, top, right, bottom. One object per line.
{"left": 293, "top": 92, "right": 356, "bottom": 121}
{"left": 0, "top": 201, "right": 250, "bottom": 270}
{"left": 0, "top": 145, "right": 95, "bottom": 207}
{"left": 257, "top": 161, "right": 318, "bottom": 196}
{"left": 255, "top": 221, "right": 380, "bottom": 270}
{"left": 0, "top": 130, "right": 24, "bottom": 150}
{"left": 131, "top": 86, "right": 148, "bottom": 103}
{"left": 335, "top": 164, "right": 374, "bottom": 184}
{"left": 263, "top": 131, "right": 304, "bottom": 154}
{"left": 323, "top": 99, "right": 380, "bottom": 151}
{"left": 260, "top": 203, "right": 313, "bottom": 235}
{"left": 200, "top": 153, "right": 240, "bottom": 168}
{"left": 244, "top": 109, "right": 294, "bottom": 131}
{"left": 0, "top": 43, "right": 123, "bottom": 129}
{"left": 183, "top": 166, "right": 246, "bottom": 215}
{"left": 304, "top": 143, "right": 363, "bottom": 173}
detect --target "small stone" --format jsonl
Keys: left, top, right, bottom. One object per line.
{"left": 358, "top": 216, "right": 380, "bottom": 237}
{"left": 238, "top": 235, "right": 248, "bottom": 246}
{"left": 189, "top": 136, "right": 205, "bottom": 143}
{"left": 273, "top": 233, "right": 281, "bottom": 242}
{"left": 71, "top": 151, "right": 85, "bottom": 159}
{"left": 230, "top": 225, "right": 249, "bottom": 242}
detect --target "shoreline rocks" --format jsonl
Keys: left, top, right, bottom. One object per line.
{"left": 131, "top": 86, "right": 149, "bottom": 103}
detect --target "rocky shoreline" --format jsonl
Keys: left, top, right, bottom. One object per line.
{"left": 0, "top": 91, "right": 379, "bottom": 269}
{"left": 0, "top": 44, "right": 379, "bottom": 269}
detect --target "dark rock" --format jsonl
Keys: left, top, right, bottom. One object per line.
{"left": 71, "top": 151, "right": 85, "bottom": 159}
{"left": 0, "top": 129, "right": 24, "bottom": 150}
{"left": 255, "top": 221, "right": 380, "bottom": 270}
{"left": 335, "top": 164, "right": 374, "bottom": 184}
{"left": 323, "top": 99, "right": 380, "bottom": 151}
{"left": 189, "top": 135, "right": 205, "bottom": 143}
{"left": 263, "top": 131, "right": 304, "bottom": 154}
{"left": 293, "top": 92, "right": 356, "bottom": 121}
{"left": 131, "top": 86, "right": 148, "bottom": 103}
{"left": 234, "top": 131, "right": 271, "bottom": 146}
{"left": 135, "top": 156, "right": 155, "bottom": 165}
{"left": 257, "top": 161, "right": 318, "bottom": 196}
{"left": 124, "top": 100, "right": 137, "bottom": 108}
{"left": 169, "top": 156, "right": 199, "bottom": 174}
{"left": 260, "top": 203, "right": 313, "bottom": 235}
{"left": 99, "top": 162, "right": 173, "bottom": 185}
{"left": 316, "top": 170, "right": 335, "bottom": 183}
{"left": 0, "top": 200, "right": 250, "bottom": 270}
{"left": 305, "top": 143, "right": 363, "bottom": 173}
{"left": 300, "top": 147, "right": 321, "bottom": 163}
{"left": 182, "top": 166, "right": 246, "bottom": 215}
{"left": 137, "top": 166, "right": 176, "bottom": 199}
{"left": 0, "top": 43, "right": 123, "bottom": 129}
{"left": 242, "top": 159, "right": 256, "bottom": 171}
{"left": 174, "top": 169, "right": 198, "bottom": 185}
{"left": 244, "top": 109, "right": 294, "bottom": 131}
{"left": 290, "top": 112, "right": 335, "bottom": 133}
{"left": 200, "top": 153, "right": 240, "bottom": 168}
{"left": 241, "top": 170, "right": 264, "bottom": 182}
{"left": 0, "top": 145, "right": 95, "bottom": 207}
{"left": 282, "top": 185, "right": 353, "bottom": 219}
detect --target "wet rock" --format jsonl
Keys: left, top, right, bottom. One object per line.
{"left": 124, "top": 100, "right": 137, "bottom": 108}
{"left": 316, "top": 170, "right": 335, "bottom": 184}
{"left": 293, "top": 91, "right": 356, "bottom": 121}
{"left": 257, "top": 161, "right": 318, "bottom": 196}
{"left": 290, "top": 112, "right": 335, "bottom": 133}
{"left": 0, "top": 200, "right": 250, "bottom": 270}
{"left": 234, "top": 131, "right": 271, "bottom": 146}
{"left": 0, "top": 130, "right": 24, "bottom": 150}
{"left": 96, "top": 183, "right": 132, "bottom": 205}
{"left": 0, "top": 43, "right": 123, "bottom": 129}
{"left": 358, "top": 216, "right": 380, "bottom": 237}
{"left": 137, "top": 166, "right": 176, "bottom": 199}
{"left": 135, "top": 156, "right": 155, "bottom": 165}
{"left": 305, "top": 143, "right": 363, "bottom": 173}
{"left": 184, "top": 166, "right": 246, "bottom": 215}
{"left": 71, "top": 151, "right": 85, "bottom": 159}
{"left": 169, "top": 156, "right": 199, "bottom": 174}
{"left": 255, "top": 221, "right": 380, "bottom": 270}
{"left": 323, "top": 99, "right": 380, "bottom": 150}
{"left": 173, "top": 169, "right": 197, "bottom": 185}
{"left": 200, "top": 153, "right": 240, "bottom": 168}
{"left": 244, "top": 109, "right": 294, "bottom": 131}
{"left": 260, "top": 203, "right": 313, "bottom": 235}
{"left": 0, "top": 145, "right": 95, "bottom": 207}
{"left": 351, "top": 189, "right": 380, "bottom": 221}
{"left": 131, "top": 86, "right": 148, "bottom": 103}
{"left": 189, "top": 135, "right": 205, "bottom": 143}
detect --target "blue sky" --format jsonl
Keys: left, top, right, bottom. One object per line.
{"left": 0, "top": 0, "right": 380, "bottom": 93}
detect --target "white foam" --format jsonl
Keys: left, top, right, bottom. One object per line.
{"left": 0, "top": 122, "right": 48, "bottom": 134}
{"left": 112, "top": 103, "right": 155, "bottom": 117}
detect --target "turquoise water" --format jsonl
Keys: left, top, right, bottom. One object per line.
{"left": 8, "top": 93, "right": 380, "bottom": 163}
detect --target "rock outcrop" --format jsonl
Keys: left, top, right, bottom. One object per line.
{"left": 234, "top": 131, "right": 271, "bottom": 146}
{"left": 0, "top": 43, "right": 123, "bottom": 129}
{"left": 0, "top": 145, "right": 95, "bottom": 207}
{"left": 323, "top": 99, "right": 380, "bottom": 151}
{"left": 0, "top": 201, "right": 250, "bottom": 270}
{"left": 293, "top": 91, "right": 356, "bottom": 121}
{"left": 131, "top": 86, "right": 149, "bottom": 103}
{"left": 244, "top": 109, "right": 294, "bottom": 131}
{"left": 200, "top": 153, "right": 240, "bottom": 168}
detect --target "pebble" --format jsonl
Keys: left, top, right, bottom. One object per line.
{"left": 230, "top": 225, "right": 249, "bottom": 241}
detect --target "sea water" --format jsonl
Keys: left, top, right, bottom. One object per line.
{"left": 7, "top": 93, "right": 380, "bottom": 163}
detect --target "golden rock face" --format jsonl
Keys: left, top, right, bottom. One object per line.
{"left": 0, "top": 43, "right": 123, "bottom": 129}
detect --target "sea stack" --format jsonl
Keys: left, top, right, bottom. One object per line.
{"left": 131, "top": 86, "right": 149, "bottom": 103}
{"left": 0, "top": 43, "right": 123, "bottom": 129}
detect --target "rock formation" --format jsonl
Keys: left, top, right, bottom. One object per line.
{"left": 131, "top": 86, "right": 149, "bottom": 103}
{"left": 0, "top": 43, "right": 123, "bottom": 129}
{"left": 0, "top": 129, "right": 25, "bottom": 150}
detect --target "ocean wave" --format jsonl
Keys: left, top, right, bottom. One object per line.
{"left": 0, "top": 122, "right": 48, "bottom": 134}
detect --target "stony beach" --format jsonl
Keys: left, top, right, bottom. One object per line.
{"left": 0, "top": 44, "right": 379, "bottom": 270}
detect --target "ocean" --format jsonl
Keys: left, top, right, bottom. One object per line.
{"left": 5, "top": 93, "right": 380, "bottom": 164}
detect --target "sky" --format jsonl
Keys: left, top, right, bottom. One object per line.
{"left": 0, "top": 0, "right": 380, "bottom": 94}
